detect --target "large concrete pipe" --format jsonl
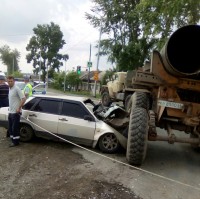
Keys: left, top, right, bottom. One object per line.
{"left": 160, "top": 24, "right": 200, "bottom": 77}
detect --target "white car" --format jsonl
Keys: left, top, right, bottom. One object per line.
{"left": 0, "top": 95, "right": 126, "bottom": 153}
{"left": 15, "top": 81, "right": 47, "bottom": 95}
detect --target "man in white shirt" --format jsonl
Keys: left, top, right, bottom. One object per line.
{"left": 7, "top": 76, "right": 26, "bottom": 147}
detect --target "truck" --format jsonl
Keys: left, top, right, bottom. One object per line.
{"left": 100, "top": 24, "right": 200, "bottom": 166}
{"left": 100, "top": 66, "right": 150, "bottom": 112}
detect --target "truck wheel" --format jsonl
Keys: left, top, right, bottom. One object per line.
{"left": 20, "top": 124, "right": 34, "bottom": 142}
{"left": 101, "top": 92, "right": 111, "bottom": 107}
{"left": 126, "top": 107, "right": 149, "bottom": 165}
{"left": 98, "top": 133, "right": 120, "bottom": 153}
{"left": 125, "top": 94, "right": 132, "bottom": 112}
{"left": 131, "top": 92, "right": 149, "bottom": 110}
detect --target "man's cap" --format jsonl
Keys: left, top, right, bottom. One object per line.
{"left": 24, "top": 76, "right": 30, "bottom": 81}
{"left": 0, "top": 75, "right": 6, "bottom": 80}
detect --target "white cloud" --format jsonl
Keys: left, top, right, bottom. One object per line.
{"left": 0, "top": 0, "right": 113, "bottom": 74}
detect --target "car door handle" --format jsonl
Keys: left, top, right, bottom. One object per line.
{"left": 59, "top": 118, "right": 68, "bottom": 121}
{"left": 29, "top": 114, "right": 37, "bottom": 117}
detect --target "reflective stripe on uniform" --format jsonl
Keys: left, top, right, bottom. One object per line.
{"left": 12, "top": 136, "right": 20, "bottom": 139}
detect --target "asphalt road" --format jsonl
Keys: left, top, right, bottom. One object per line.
{"left": 46, "top": 88, "right": 200, "bottom": 198}
{"left": 74, "top": 131, "right": 200, "bottom": 199}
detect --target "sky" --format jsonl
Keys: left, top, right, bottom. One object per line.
{"left": 0, "top": 0, "right": 113, "bottom": 74}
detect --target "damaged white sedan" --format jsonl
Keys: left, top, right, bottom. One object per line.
{"left": 0, "top": 95, "right": 127, "bottom": 153}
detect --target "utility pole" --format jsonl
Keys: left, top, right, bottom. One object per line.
{"left": 94, "top": 23, "right": 102, "bottom": 98}
{"left": 46, "top": 65, "right": 48, "bottom": 89}
{"left": 12, "top": 56, "right": 14, "bottom": 74}
{"left": 88, "top": 44, "right": 91, "bottom": 91}
{"left": 39, "top": 51, "right": 41, "bottom": 83}
{"left": 64, "top": 59, "right": 67, "bottom": 92}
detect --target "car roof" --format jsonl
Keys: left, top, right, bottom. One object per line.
{"left": 31, "top": 94, "right": 88, "bottom": 102}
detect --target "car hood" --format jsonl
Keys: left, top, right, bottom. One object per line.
{"left": 0, "top": 107, "right": 9, "bottom": 121}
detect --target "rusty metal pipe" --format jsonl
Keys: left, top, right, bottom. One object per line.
{"left": 160, "top": 25, "right": 200, "bottom": 77}
{"left": 149, "top": 135, "right": 199, "bottom": 145}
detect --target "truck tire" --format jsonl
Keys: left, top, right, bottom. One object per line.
{"left": 125, "top": 94, "right": 132, "bottom": 112}
{"left": 126, "top": 107, "right": 149, "bottom": 165}
{"left": 101, "top": 92, "right": 111, "bottom": 107}
{"left": 131, "top": 92, "right": 150, "bottom": 110}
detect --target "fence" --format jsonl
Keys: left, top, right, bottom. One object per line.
{"left": 78, "top": 82, "right": 101, "bottom": 94}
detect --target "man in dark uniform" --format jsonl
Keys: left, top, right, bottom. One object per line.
{"left": 0, "top": 75, "right": 9, "bottom": 108}
{"left": 7, "top": 76, "right": 26, "bottom": 147}
{"left": 0, "top": 75, "right": 9, "bottom": 137}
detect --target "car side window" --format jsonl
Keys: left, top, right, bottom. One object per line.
{"left": 61, "top": 102, "right": 89, "bottom": 119}
{"left": 32, "top": 99, "right": 60, "bottom": 114}
{"left": 23, "top": 98, "right": 39, "bottom": 110}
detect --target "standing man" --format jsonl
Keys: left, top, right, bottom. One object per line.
{"left": 23, "top": 76, "right": 32, "bottom": 99}
{"left": 0, "top": 75, "right": 9, "bottom": 108}
{"left": 7, "top": 76, "right": 26, "bottom": 147}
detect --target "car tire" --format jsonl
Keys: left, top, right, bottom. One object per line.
{"left": 20, "top": 124, "right": 34, "bottom": 142}
{"left": 98, "top": 133, "right": 120, "bottom": 153}
{"left": 126, "top": 107, "right": 149, "bottom": 166}
{"left": 101, "top": 92, "right": 111, "bottom": 107}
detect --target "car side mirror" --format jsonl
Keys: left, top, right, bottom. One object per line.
{"left": 84, "top": 115, "right": 94, "bottom": 121}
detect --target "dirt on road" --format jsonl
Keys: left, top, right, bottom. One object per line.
{"left": 0, "top": 127, "right": 141, "bottom": 199}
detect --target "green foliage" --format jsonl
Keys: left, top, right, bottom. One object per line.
{"left": 52, "top": 71, "right": 82, "bottom": 91}
{"left": 86, "top": 0, "right": 200, "bottom": 71}
{"left": 0, "top": 45, "right": 20, "bottom": 75}
{"left": 136, "top": 0, "right": 200, "bottom": 49}
{"left": 51, "top": 71, "right": 65, "bottom": 89}
{"left": 26, "top": 22, "right": 68, "bottom": 81}
{"left": 65, "top": 72, "right": 82, "bottom": 91}
{"left": 13, "top": 71, "right": 23, "bottom": 78}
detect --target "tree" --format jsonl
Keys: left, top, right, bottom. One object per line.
{"left": 26, "top": 22, "right": 68, "bottom": 81}
{"left": 101, "top": 69, "right": 116, "bottom": 86}
{"left": 135, "top": 0, "right": 200, "bottom": 49}
{"left": 0, "top": 45, "right": 20, "bottom": 75}
{"left": 65, "top": 72, "right": 82, "bottom": 91}
{"left": 86, "top": 0, "right": 200, "bottom": 71}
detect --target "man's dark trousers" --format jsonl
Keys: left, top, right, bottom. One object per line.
{"left": 8, "top": 113, "right": 20, "bottom": 145}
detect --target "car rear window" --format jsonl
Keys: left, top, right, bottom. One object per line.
{"left": 33, "top": 99, "right": 60, "bottom": 115}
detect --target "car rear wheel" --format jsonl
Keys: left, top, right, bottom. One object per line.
{"left": 20, "top": 124, "right": 34, "bottom": 142}
{"left": 98, "top": 133, "right": 120, "bottom": 153}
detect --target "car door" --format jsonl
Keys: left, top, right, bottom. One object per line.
{"left": 57, "top": 100, "right": 96, "bottom": 146}
{"left": 27, "top": 98, "right": 60, "bottom": 139}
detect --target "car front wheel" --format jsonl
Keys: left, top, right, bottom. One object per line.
{"left": 98, "top": 133, "right": 120, "bottom": 153}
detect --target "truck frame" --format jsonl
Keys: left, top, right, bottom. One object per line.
{"left": 101, "top": 24, "right": 200, "bottom": 165}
